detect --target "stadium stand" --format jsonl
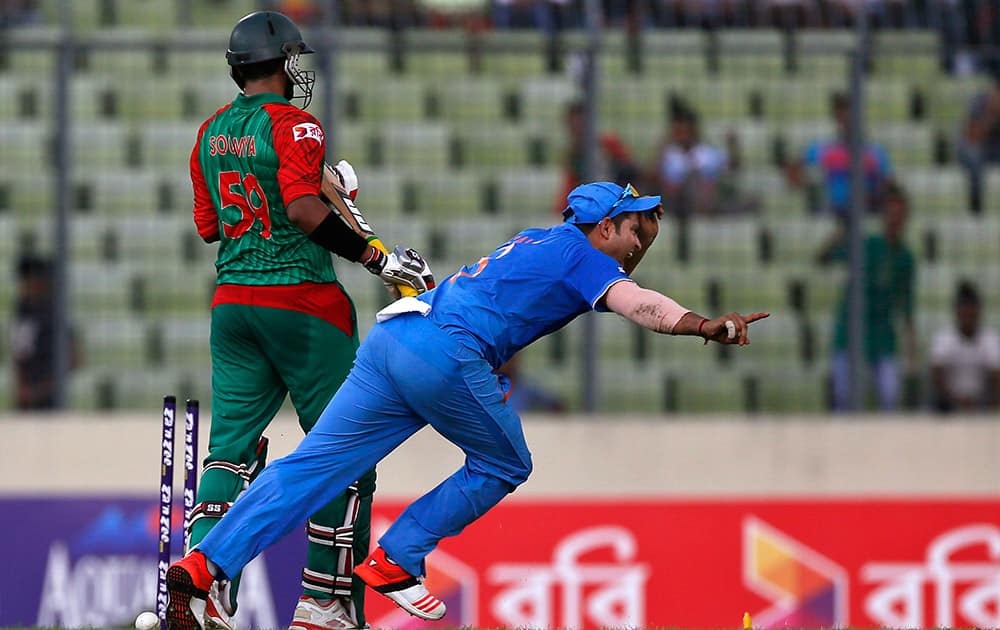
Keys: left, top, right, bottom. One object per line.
{"left": 2, "top": 1, "right": 997, "bottom": 413}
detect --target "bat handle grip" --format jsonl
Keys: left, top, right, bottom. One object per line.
{"left": 369, "top": 237, "right": 419, "bottom": 298}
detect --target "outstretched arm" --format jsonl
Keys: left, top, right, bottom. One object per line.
{"left": 604, "top": 281, "right": 769, "bottom": 345}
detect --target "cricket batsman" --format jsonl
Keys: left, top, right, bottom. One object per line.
{"left": 165, "top": 181, "right": 767, "bottom": 628}
{"left": 179, "top": 11, "right": 433, "bottom": 630}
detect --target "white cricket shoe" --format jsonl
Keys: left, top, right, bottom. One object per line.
{"left": 204, "top": 581, "right": 236, "bottom": 630}
{"left": 289, "top": 596, "right": 360, "bottom": 630}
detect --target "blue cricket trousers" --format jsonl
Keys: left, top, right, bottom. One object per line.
{"left": 197, "top": 312, "right": 533, "bottom": 579}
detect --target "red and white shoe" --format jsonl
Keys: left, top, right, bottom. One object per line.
{"left": 204, "top": 581, "right": 236, "bottom": 630}
{"left": 289, "top": 595, "right": 359, "bottom": 630}
{"left": 354, "top": 547, "right": 446, "bottom": 621}
{"left": 166, "top": 551, "right": 214, "bottom": 630}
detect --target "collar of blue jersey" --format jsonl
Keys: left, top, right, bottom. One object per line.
{"left": 562, "top": 182, "right": 661, "bottom": 224}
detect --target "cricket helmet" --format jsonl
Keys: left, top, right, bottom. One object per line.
{"left": 226, "top": 11, "right": 316, "bottom": 108}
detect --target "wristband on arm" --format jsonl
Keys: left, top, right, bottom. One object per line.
{"left": 307, "top": 212, "right": 370, "bottom": 262}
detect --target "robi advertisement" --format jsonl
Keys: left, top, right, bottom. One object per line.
{"left": 1, "top": 497, "right": 998, "bottom": 628}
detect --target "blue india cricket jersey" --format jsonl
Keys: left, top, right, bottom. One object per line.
{"left": 419, "top": 223, "right": 632, "bottom": 368}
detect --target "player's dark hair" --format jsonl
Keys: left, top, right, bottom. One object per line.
{"left": 955, "top": 279, "right": 980, "bottom": 307}
{"left": 830, "top": 91, "right": 849, "bottom": 114}
{"left": 572, "top": 212, "right": 636, "bottom": 235}
{"left": 230, "top": 58, "right": 286, "bottom": 89}
{"left": 16, "top": 254, "right": 52, "bottom": 279}
{"left": 884, "top": 178, "right": 909, "bottom": 207}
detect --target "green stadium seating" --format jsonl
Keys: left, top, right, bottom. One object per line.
{"left": 932, "top": 216, "right": 1000, "bottom": 266}
{"left": 704, "top": 120, "right": 770, "bottom": 169}
{"left": 454, "top": 123, "right": 532, "bottom": 170}
{"left": 330, "top": 121, "right": 373, "bottom": 166}
{"left": 518, "top": 76, "right": 579, "bottom": 128}
{"left": 85, "top": 28, "right": 158, "bottom": 76}
{"left": 4, "top": 17, "right": 996, "bottom": 414}
{"left": 352, "top": 77, "right": 429, "bottom": 122}
{"left": 898, "top": 166, "right": 967, "bottom": 216}
{"left": 742, "top": 169, "right": 802, "bottom": 217}
{"left": 160, "top": 316, "right": 211, "bottom": 366}
{"left": 667, "top": 364, "right": 746, "bottom": 413}
{"left": 477, "top": 30, "right": 550, "bottom": 78}
{"left": 166, "top": 34, "right": 231, "bottom": 78}
{"left": 71, "top": 261, "right": 134, "bottom": 315}
{"left": 764, "top": 215, "right": 838, "bottom": 265}
{"left": 408, "top": 171, "right": 484, "bottom": 217}
{"left": 757, "top": 78, "right": 832, "bottom": 122}
{"left": 187, "top": 0, "right": 257, "bottom": 29}
{"left": 793, "top": 29, "right": 852, "bottom": 77}
{"left": 723, "top": 267, "right": 787, "bottom": 314}
{"left": 378, "top": 122, "right": 451, "bottom": 169}
{"left": 139, "top": 261, "right": 216, "bottom": 314}
{"left": 444, "top": 217, "right": 524, "bottom": 266}
{"left": 984, "top": 168, "right": 1000, "bottom": 212}
{"left": 436, "top": 78, "right": 505, "bottom": 123}
{"left": 0, "top": 75, "right": 43, "bottom": 120}
{"left": 67, "top": 75, "right": 123, "bottom": 120}
{"left": 80, "top": 170, "right": 159, "bottom": 216}
{"left": 185, "top": 80, "right": 245, "bottom": 122}
{"left": 872, "top": 30, "right": 940, "bottom": 79}
{"left": 609, "top": 119, "right": 662, "bottom": 168}
{"left": 40, "top": 0, "right": 105, "bottom": 31}
{"left": 717, "top": 29, "right": 785, "bottom": 78}
{"left": 0, "top": 366, "right": 10, "bottom": 410}
{"left": 599, "top": 79, "right": 665, "bottom": 124}
{"left": 690, "top": 218, "right": 759, "bottom": 267}
{"left": 0, "top": 122, "right": 50, "bottom": 174}
{"left": 72, "top": 121, "right": 130, "bottom": 169}
{"left": 0, "top": 171, "right": 57, "bottom": 218}
{"left": 402, "top": 28, "right": 470, "bottom": 77}
{"left": 756, "top": 364, "right": 826, "bottom": 412}
{"left": 640, "top": 30, "right": 708, "bottom": 77}
{"left": 495, "top": 167, "right": 563, "bottom": 218}
{"left": 865, "top": 79, "right": 911, "bottom": 123}
{"left": 115, "top": 216, "right": 192, "bottom": 262}
{"left": 601, "top": 360, "right": 667, "bottom": 413}
{"left": 354, "top": 169, "right": 406, "bottom": 220}
{"left": 870, "top": 122, "right": 934, "bottom": 167}
{"left": 0, "top": 26, "right": 61, "bottom": 76}
{"left": 336, "top": 28, "right": 393, "bottom": 78}
{"left": 114, "top": 1, "right": 179, "bottom": 29}
{"left": 80, "top": 315, "right": 149, "bottom": 369}
{"left": 928, "top": 76, "right": 985, "bottom": 132}
{"left": 139, "top": 121, "right": 197, "bottom": 171}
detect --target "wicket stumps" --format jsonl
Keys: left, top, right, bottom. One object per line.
{"left": 156, "top": 396, "right": 200, "bottom": 629}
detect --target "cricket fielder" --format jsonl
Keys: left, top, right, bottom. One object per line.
{"left": 166, "top": 182, "right": 768, "bottom": 629}
{"left": 182, "top": 11, "right": 432, "bottom": 630}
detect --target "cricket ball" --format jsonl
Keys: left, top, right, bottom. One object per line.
{"left": 135, "top": 611, "right": 159, "bottom": 630}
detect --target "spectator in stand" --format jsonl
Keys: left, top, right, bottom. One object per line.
{"left": 957, "top": 64, "right": 1000, "bottom": 214}
{"left": 647, "top": 100, "right": 732, "bottom": 217}
{"left": 930, "top": 280, "right": 1000, "bottom": 412}
{"left": 9, "top": 254, "right": 79, "bottom": 410}
{"left": 818, "top": 179, "right": 915, "bottom": 412}
{"left": 785, "top": 91, "right": 893, "bottom": 217}
{"left": 553, "top": 100, "right": 640, "bottom": 215}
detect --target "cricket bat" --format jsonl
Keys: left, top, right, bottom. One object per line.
{"left": 320, "top": 162, "right": 418, "bottom": 298}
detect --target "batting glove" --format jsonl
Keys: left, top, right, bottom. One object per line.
{"left": 364, "top": 245, "right": 435, "bottom": 294}
{"left": 332, "top": 159, "right": 359, "bottom": 201}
